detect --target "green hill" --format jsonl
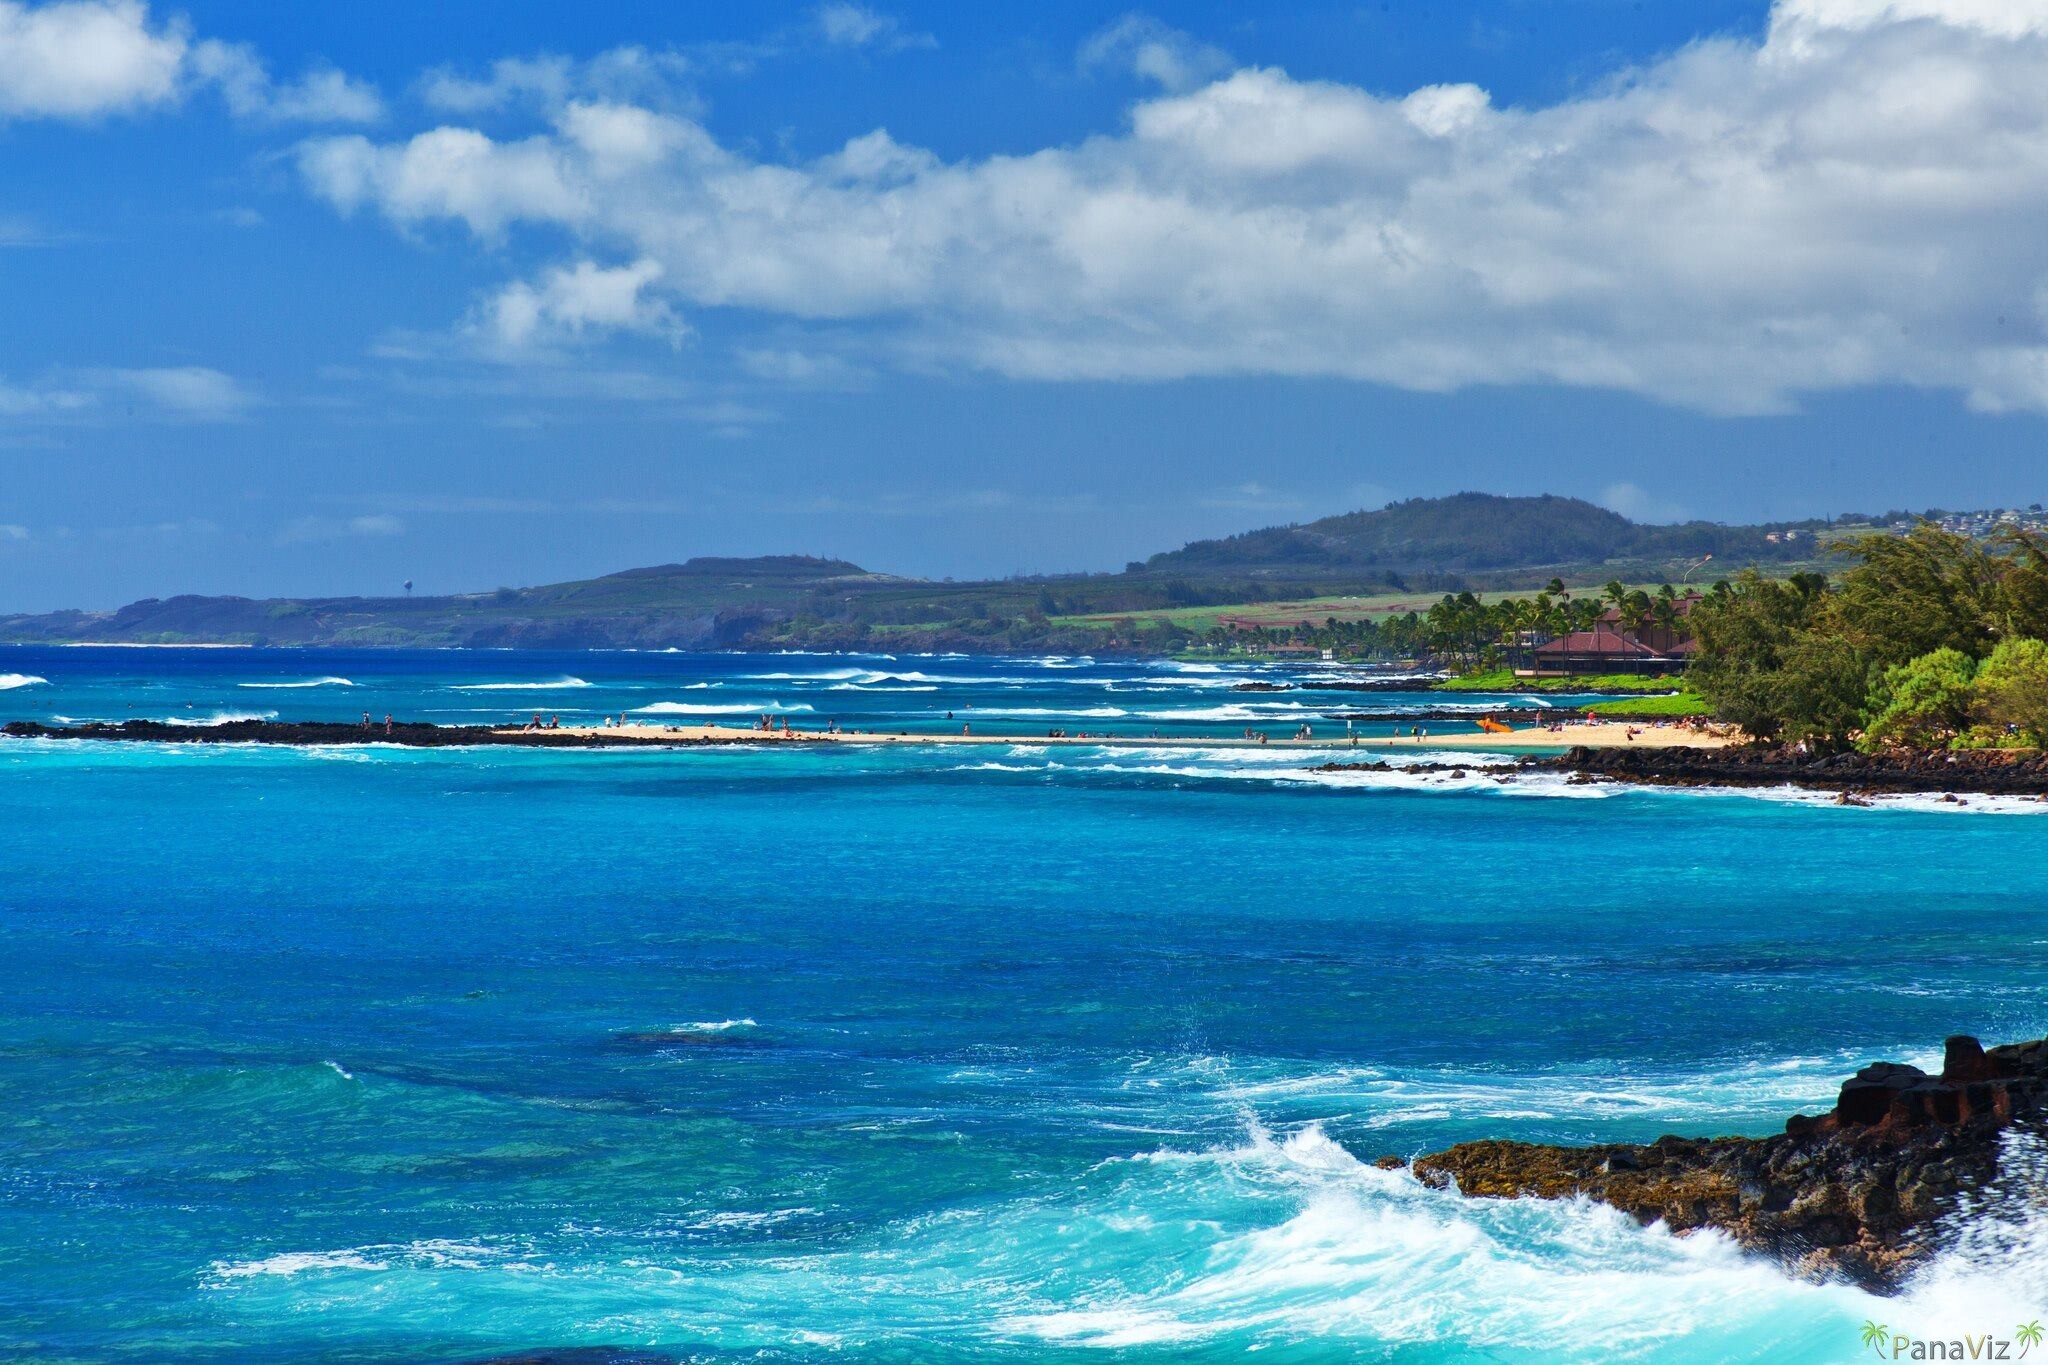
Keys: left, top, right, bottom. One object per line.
{"left": 1146, "top": 493, "right": 1802, "bottom": 577}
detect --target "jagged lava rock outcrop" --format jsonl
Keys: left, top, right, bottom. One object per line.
{"left": 1547, "top": 744, "right": 2048, "bottom": 796}
{"left": 1401, "top": 1036, "right": 2048, "bottom": 1292}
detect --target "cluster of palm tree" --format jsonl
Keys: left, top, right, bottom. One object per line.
{"left": 1199, "top": 578, "right": 1710, "bottom": 665}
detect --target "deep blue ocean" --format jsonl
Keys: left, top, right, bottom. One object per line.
{"left": 3, "top": 646, "right": 2046, "bottom": 1362}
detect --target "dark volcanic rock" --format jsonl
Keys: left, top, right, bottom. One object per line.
{"left": 0, "top": 719, "right": 733, "bottom": 749}
{"left": 1405, "top": 1035, "right": 2048, "bottom": 1292}
{"left": 1542, "top": 744, "right": 2048, "bottom": 797}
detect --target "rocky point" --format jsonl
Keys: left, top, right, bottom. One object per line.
{"left": 1395, "top": 1035, "right": 2048, "bottom": 1292}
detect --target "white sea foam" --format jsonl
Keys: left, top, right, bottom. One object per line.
{"left": 209, "top": 1238, "right": 500, "bottom": 1282}
{"left": 1130, "top": 703, "right": 1338, "bottom": 722}
{"left": 451, "top": 677, "right": 594, "bottom": 691}
{"left": 1002, "top": 1120, "right": 1879, "bottom": 1354}
{"left": 669, "top": 1018, "right": 757, "bottom": 1034}
{"left": 0, "top": 673, "right": 47, "bottom": 690}
{"left": 826, "top": 682, "right": 939, "bottom": 692}
{"left": 635, "top": 701, "right": 814, "bottom": 715}
{"left": 746, "top": 668, "right": 871, "bottom": 682}
{"left": 237, "top": 677, "right": 355, "bottom": 689}
{"left": 210, "top": 1249, "right": 390, "bottom": 1279}
{"left": 161, "top": 710, "right": 277, "bottom": 726}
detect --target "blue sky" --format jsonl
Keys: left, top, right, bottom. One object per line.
{"left": 4, "top": 0, "right": 2048, "bottom": 610}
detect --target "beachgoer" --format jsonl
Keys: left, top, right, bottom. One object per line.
{"left": 384, "top": 714, "right": 393, "bottom": 736}
{"left": 362, "top": 710, "right": 372, "bottom": 729}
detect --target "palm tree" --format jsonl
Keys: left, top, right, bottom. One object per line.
{"left": 1650, "top": 594, "right": 1681, "bottom": 650}
{"left": 1859, "top": 1320, "right": 1890, "bottom": 1351}
{"left": 2017, "top": 1320, "right": 2043, "bottom": 1353}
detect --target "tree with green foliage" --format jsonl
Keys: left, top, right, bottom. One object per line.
{"left": 1861, "top": 648, "right": 1978, "bottom": 751}
{"left": 1686, "top": 570, "right": 1831, "bottom": 741}
{"left": 1972, "top": 637, "right": 2048, "bottom": 746}
{"left": 1766, "top": 632, "right": 1874, "bottom": 751}
{"left": 1830, "top": 525, "right": 2005, "bottom": 665}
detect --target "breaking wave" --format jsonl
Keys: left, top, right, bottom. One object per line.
{"left": 451, "top": 677, "right": 594, "bottom": 691}
{"left": 634, "top": 700, "right": 814, "bottom": 715}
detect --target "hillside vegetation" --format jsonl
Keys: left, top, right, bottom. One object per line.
{"left": 0, "top": 492, "right": 1831, "bottom": 653}
{"left": 1145, "top": 493, "right": 1809, "bottom": 577}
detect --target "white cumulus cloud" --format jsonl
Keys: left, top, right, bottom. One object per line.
{"left": 295, "top": 0, "right": 2048, "bottom": 415}
{"left": 473, "top": 257, "right": 682, "bottom": 351}
{"left": 0, "top": 0, "right": 378, "bottom": 123}
{"left": 0, "top": 0, "right": 182, "bottom": 118}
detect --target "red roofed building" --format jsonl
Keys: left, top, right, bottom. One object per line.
{"left": 1518, "top": 594, "right": 1703, "bottom": 677}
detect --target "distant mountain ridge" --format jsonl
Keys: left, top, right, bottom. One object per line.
{"left": 1146, "top": 493, "right": 1799, "bottom": 576}
{"left": 0, "top": 492, "right": 1823, "bottom": 652}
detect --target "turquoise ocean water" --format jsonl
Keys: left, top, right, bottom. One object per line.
{"left": 3, "top": 646, "right": 2046, "bottom": 1362}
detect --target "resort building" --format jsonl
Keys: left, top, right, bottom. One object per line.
{"left": 1515, "top": 592, "right": 1702, "bottom": 677}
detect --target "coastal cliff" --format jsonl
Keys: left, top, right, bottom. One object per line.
{"left": 1402, "top": 1036, "right": 2048, "bottom": 1292}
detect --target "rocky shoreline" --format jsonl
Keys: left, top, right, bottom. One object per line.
{"left": 1543, "top": 743, "right": 2048, "bottom": 797}
{"left": 1396, "top": 1035, "right": 2048, "bottom": 1293}
{"left": 0, "top": 719, "right": 725, "bottom": 748}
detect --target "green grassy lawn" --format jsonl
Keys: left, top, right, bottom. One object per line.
{"left": 1049, "top": 589, "right": 1539, "bottom": 634}
{"left": 1583, "top": 692, "right": 1712, "bottom": 717}
{"left": 1437, "top": 669, "right": 1690, "bottom": 694}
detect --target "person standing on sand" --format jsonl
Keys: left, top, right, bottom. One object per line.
{"left": 962, "top": 722, "right": 971, "bottom": 736}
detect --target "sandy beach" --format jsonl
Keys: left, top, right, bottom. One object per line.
{"left": 498, "top": 719, "right": 1732, "bottom": 752}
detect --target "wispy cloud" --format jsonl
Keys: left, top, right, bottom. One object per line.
{"left": 1598, "top": 482, "right": 1689, "bottom": 525}
{"left": 1197, "top": 481, "right": 1306, "bottom": 514}
{"left": 94, "top": 366, "right": 252, "bottom": 419}
{"left": 786, "top": 489, "right": 1098, "bottom": 518}
{"left": 811, "top": 3, "right": 934, "bottom": 52}
{"left": 1078, "top": 14, "right": 1230, "bottom": 91}
{"left": 737, "top": 348, "right": 871, "bottom": 389}
{"left": 276, "top": 512, "right": 404, "bottom": 545}
{"left": 190, "top": 40, "right": 382, "bottom": 123}
{"left": 0, "top": 366, "right": 251, "bottom": 422}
